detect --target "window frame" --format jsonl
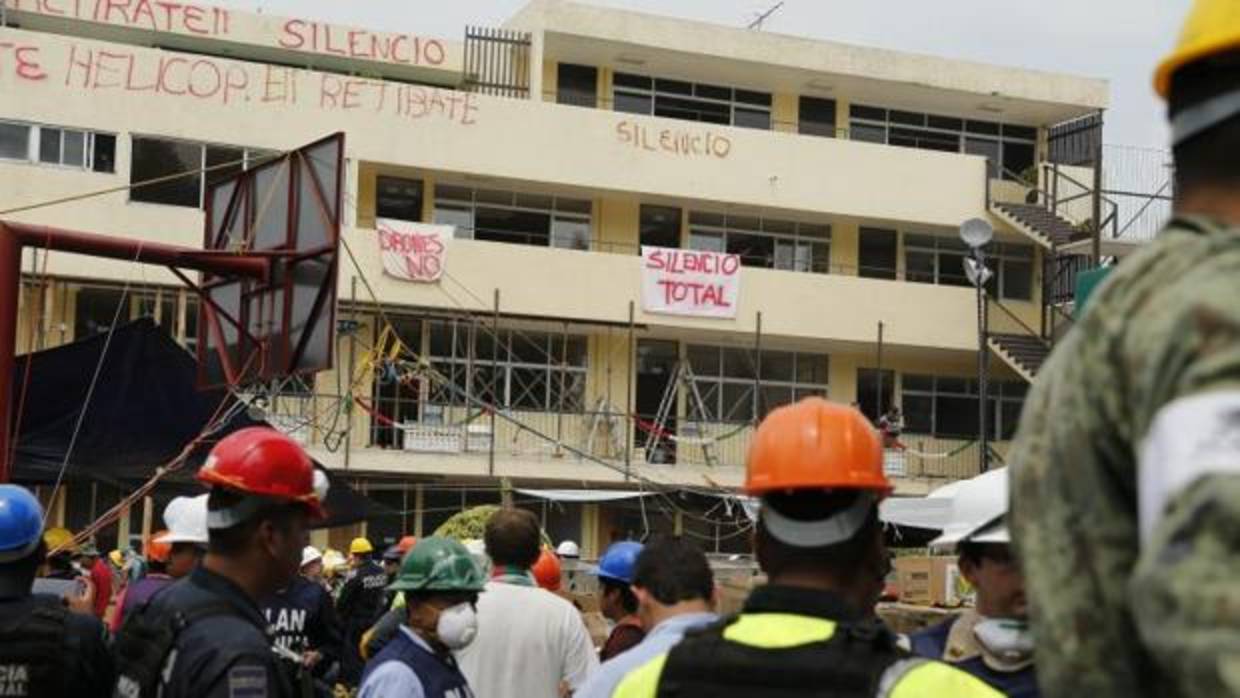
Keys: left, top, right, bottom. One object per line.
{"left": 612, "top": 72, "right": 772, "bottom": 130}
{"left": 901, "top": 373, "right": 1027, "bottom": 440}
{"left": 0, "top": 119, "right": 116, "bottom": 172}
{"left": 432, "top": 185, "right": 593, "bottom": 250}
{"left": 687, "top": 211, "right": 830, "bottom": 274}
{"left": 687, "top": 344, "right": 828, "bottom": 424}
{"left": 129, "top": 134, "right": 273, "bottom": 209}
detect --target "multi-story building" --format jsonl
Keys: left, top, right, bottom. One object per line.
{"left": 0, "top": 0, "right": 1109, "bottom": 556}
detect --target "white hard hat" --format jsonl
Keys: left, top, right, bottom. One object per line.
{"left": 155, "top": 495, "right": 210, "bottom": 545}
{"left": 556, "top": 540, "right": 580, "bottom": 558}
{"left": 929, "top": 468, "right": 1010, "bottom": 552}
{"left": 301, "top": 545, "right": 323, "bottom": 568}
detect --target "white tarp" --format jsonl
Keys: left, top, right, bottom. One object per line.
{"left": 879, "top": 475, "right": 977, "bottom": 530}
{"left": 640, "top": 245, "right": 740, "bottom": 319}
{"left": 516, "top": 489, "right": 651, "bottom": 503}
{"left": 377, "top": 218, "right": 451, "bottom": 282}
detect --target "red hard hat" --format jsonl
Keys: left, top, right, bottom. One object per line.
{"left": 146, "top": 531, "right": 172, "bottom": 563}
{"left": 197, "top": 427, "right": 326, "bottom": 519}
{"left": 532, "top": 548, "right": 562, "bottom": 592}
{"left": 397, "top": 535, "right": 418, "bottom": 555}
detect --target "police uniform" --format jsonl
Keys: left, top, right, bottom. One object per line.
{"left": 359, "top": 627, "right": 474, "bottom": 698}
{"left": 142, "top": 566, "right": 292, "bottom": 698}
{"left": 0, "top": 593, "right": 115, "bottom": 698}
{"left": 613, "top": 585, "right": 1002, "bottom": 698}
{"left": 336, "top": 559, "right": 388, "bottom": 684}
{"left": 1009, "top": 216, "right": 1240, "bottom": 698}
{"left": 262, "top": 576, "right": 342, "bottom": 683}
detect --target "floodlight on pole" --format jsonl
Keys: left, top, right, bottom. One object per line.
{"left": 959, "top": 217, "right": 993, "bottom": 473}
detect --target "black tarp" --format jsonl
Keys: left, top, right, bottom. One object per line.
{"left": 11, "top": 319, "right": 379, "bottom": 527}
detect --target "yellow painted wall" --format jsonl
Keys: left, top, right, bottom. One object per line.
{"left": 833, "top": 220, "right": 860, "bottom": 274}
{"left": 772, "top": 92, "right": 797, "bottom": 134}
{"left": 542, "top": 59, "right": 558, "bottom": 102}
{"left": 596, "top": 196, "right": 639, "bottom": 252}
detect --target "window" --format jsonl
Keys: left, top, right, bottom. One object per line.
{"left": 849, "top": 106, "right": 1038, "bottom": 180}
{"left": 372, "top": 315, "right": 422, "bottom": 448}
{"left": 613, "top": 72, "right": 771, "bottom": 130}
{"left": 130, "top": 137, "right": 269, "bottom": 208}
{"left": 556, "top": 63, "right": 597, "bottom": 108}
{"left": 903, "top": 234, "right": 972, "bottom": 288}
{"left": 640, "top": 205, "right": 681, "bottom": 250}
{"left": 688, "top": 212, "right": 829, "bottom": 274}
{"left": 995, "top": 243, "right": 1035, "bottom": 301}
{"left": 856, "top": 369, "right": 894, "bottom": 424}
{"left": 432, "top": 186, "right": 592, "bottom": 250}
{"left": 799, "top": 96, "right": 836, "bottom": 137}
{"left": 859, "top": 227, "right": 898, "bottom": 279}
{"left": 901, "top": 374, "right": 1027, "bottom": 439}
{"left": 74, "top": 286, "right": 127, "bottom": 339}
{"left": 0, "top": 121, "right": 116, "bottom": 172}
{"left": 376, "top": 176, "right": 424, "bottom": 222}
{"left": 425, "top": 319, "right": 587, "bottom": 412}
{"left": 688, "top": 344, "right": 828, "bottom": 423}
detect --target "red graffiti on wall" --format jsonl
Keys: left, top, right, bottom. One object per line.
{"left": 0, "top": 42, "right": 48, "bottom": 81}
{"left": 10, "top": 0, "right": 231, "bottom": 36}
{"left": 278, "top": 19, "right": 446, "bottom": 67}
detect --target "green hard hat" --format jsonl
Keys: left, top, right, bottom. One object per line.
{"left": 389, "top": 536, "right": 486, "bottom": 593}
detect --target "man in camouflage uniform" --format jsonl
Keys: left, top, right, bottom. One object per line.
{"left": 1009, "top": 3, "right": 1240, "bottom": 696}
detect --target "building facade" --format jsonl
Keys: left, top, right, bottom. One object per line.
{"left": 0, "top": 0, "right": 1107, "bottom": 556}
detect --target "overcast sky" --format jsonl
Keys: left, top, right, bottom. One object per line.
{"left": 213, "top": 0, "right": 1188, "bottom": 149}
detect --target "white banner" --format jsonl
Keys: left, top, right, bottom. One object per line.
{"left": 640, "top": 246, "right": 741, "bottom": 318}
{"left": 377, "top": 219, "right": 452, "bottom": 283}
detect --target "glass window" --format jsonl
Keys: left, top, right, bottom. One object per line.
{"left": 131, "top": 138, "right": 203, "bottom": 208}
{"left": 431, "top": 186, "right": 592, "bottom": 250}
{"left": 965, "top": 137, "right": 1002, "bottom": 179}
{"left": 204, "top": 145, "right": 245, "bottom": 192}
{"left": 1002, "top": 257, "right": 1034, "bottom": 300}
{"left": 760, "top": 351, "right": 795, "bottom": 381}
{"left": 1002, "top": 141, "right": 1036, "bottom": 181}
{"left": 475, "top": 207, "right": 550, "bottom": 246}
{"left": 551, "top": 217, "right": 590, "bottom": 250}
{"left": 612, "top": 72, "right": 770, "bottom": 129}
{"left": 850, "top": 105, "right": 1039, "bottom": 174}
{"left": 74, "top": 286, "right": 127, "bottom": 339}
{"left": 376, "top": 176, "right": 424, "bottom": 223}
{"left": 859, "top": 228, "right": 897, "bottom": 279}
{"left": 733, "top": 107, "right": 771, "bottom": 130}
{"left": 906, "top": 249, "right": 936, "bottom": 284}
{"left": 62, "top": 130, "right": 85, "bottom": 167}
{"left": 689, "top": 212, "right": 830, "bottom": 275}
{"left": 727, "top": 231, "right": 773, "bottom": 268}
{"left": 0, "top": 122, "right": 29, "bottom": 160}
{"left": 433, "top": 205, "right": 473, "bottom": 238}
{"left": 850, "top": 123, "right": 886, "bottom": 144}
{"left": 799, "top": 96, "right": 836, "bottom": 137}
{"left": 856, "top": 368, "right": 894, "bottom": 423}
{"left": 901, "top": 374, "right": 1027, "bottom": 439}
{"left": 556, "top": 63, "right": 597, "bottom": 108}
{"left": 688, "top": 230, "right": 724, "bottom": 253}
{"left": 92, "top": 133, "right": 117, "bottom": 173}
{"left": 39, "top": 127, "right": 61, "bottom": 164}
{"left": 640, "top": 205, "right": 681, "bottom": 250}
{"left": 614, "top": 91, "right": 652, "bottom": 115}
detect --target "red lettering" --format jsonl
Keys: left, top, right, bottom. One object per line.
{"left": 373, "top": 81, "right": 389, "bottom": 112}
{"left": 721, "top": 255, "right": 740, "bottom": 275}
{"left": 406, "top": 86, "right": 427, "bottom": 117}
{"left": 124, "top": 49, "right": 155, "bottom": 91}
{"left": 647, "top": 249, "right": 666, "bottom": 270}
{"left": 40, "top": 0, "right": 66, "bottom": 15}
{"left": 616, "top": 121, "right": 633, "bottom": 145}
{"left": 347, "top": 30, "right": 364, "bottom": 58}
{"left": 222, "top": 65, "right": 247, "bottom": 104}
{"left": 157, "top": 55, "right": 188, "bottom": 95}
{"left": 341, "top": 79, "right": 363, "bottom": 109}
{"left": 659, "top": 129, "right": 673, "bottom": 153}
{"left": 64, "top": 44, "right": 91, "bottom": 87}
{"left": 5, "top": 45, "right": 49, "bottom": 81}
{"left": 154, "top": 2, "right": 182, "bottom": 31}
{"left": 182, "top": 4, "right": 207, "bottom": 34}
{"left": 279, "top": 19, "right": 306, "bottom": 49}
{"left": 388, "top": 34, "right": 409, "bottom": 63}
{"left": 319, "top": 74, "right": 341, "bottom": 108}
{"left": 322, "top": 25, "right": 346, "bottom": 55}
{"left": 101, "top": 0, "right": 131, "bottom": 24}
{"left": 460, "top": 92, "right": 478, "bottom": 125}
{"left": 91, "top": 50, "right": 126, "bottom": 89}
{"left": 130, "top": 0, "right": 155, "bottom": 29}
{"left": 371, "top": 35, "right": 392, "bottom": 62}
{"left": 262, "top": 65, "right": 294, "bottom": 103}
{"left": 187, "top": 59, "right": 221, "bottom": 98}
{"left": 423, "top": 39, "right": 445, "bottom": 65}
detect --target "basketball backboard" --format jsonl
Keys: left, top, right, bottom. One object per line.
{"left": 196, "top": 133, "right": 343, "bottom": 389}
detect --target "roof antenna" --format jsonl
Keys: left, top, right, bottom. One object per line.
{"left": 747, "top": 2, "right": 785, "bottom": 30}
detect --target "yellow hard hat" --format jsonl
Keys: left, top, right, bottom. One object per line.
{"left": 43, "top": 527, "right": 76, "bottom": 553}
{"left": 1154, "top": 0, "right": 1240, "bottom": 98}
{"left": 109, "top": 549, "right": 125, "bottom": 567}
{"left": 349, "top": 537, "right": 374, "bottom": 555}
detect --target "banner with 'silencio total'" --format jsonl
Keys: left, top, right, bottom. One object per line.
{"left": 640, "top": 245, "right": 741, "bottom": 319}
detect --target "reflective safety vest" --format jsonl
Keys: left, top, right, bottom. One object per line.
{"left": 613, "top": 612, "right": 1005, "bottom": 698}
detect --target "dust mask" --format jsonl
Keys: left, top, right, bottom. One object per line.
{"left": 973, "top": 617, "right": 1035, "bottom": 671}
{"left": 436, "top": 602, "right": 478, "bottom": 650}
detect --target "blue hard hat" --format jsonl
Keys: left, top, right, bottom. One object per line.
{"left": 0, "top": 485, "right": 44, "bottom": 563}
{"left": 596, "top": 541, "right": 643, "bottom": 585}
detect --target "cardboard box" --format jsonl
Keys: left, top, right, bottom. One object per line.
{"left": 894, "top": 556, "right": 974, "bottom": 607}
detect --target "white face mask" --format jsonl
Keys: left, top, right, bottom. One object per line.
{"left": 436, "top": 602, "right": 479, "bottom": 650}
{"left": 973, "top": 617, "right": 1035, "bottom": 669}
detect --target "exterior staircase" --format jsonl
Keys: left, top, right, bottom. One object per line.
{"left": 991, "top": 202, "right": 1081, "bottom": 249}
{"left": 988, "top": 333, "right": 1051, "bottom": 383}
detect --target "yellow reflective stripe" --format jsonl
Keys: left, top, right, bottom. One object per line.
{"left": 612, "top": 653, "right": 669, "bottom": 698}
{"left": 886, "top": 661, "right": 1005, "bottom": 698}
{"left": 721, "top": 613, "right": 836, "bottom": 648}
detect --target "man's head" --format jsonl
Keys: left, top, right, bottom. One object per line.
{"left": 959, "top": 542, "right": 1026, "bottom": 619}
{"left": 349, "top": 537, "right": 374, "bottom": 567}
{"left": 755, "top": 489, "right": 888, "bottom": 614}
{"left": 167, "top": 542, "right": 204, "bottom": 578}
{"left": 483, "top": 508, "right": 541, "bottom": 570}
{"left": 596, "top": 541, "right": 643, "bottom": 622}
{"left": 631, "top": 536, "right": 714, "bottom": 628}
{"left": 1167, "top": 51, "right": 1240, "bottom": 212}
{"left": 196, "top": 427, "right": 326, "bottom": 597}
{"left": 157, "top": 495, "right": 210, "bottom": 579}
{"left": 391, "top": 537, "right": 485, "bottom": 652}
{"left": 0, "top": 485, "right": 49, "bottom": 596}
{"left": 382, "top": 545, "right": 403, "bottom": 577}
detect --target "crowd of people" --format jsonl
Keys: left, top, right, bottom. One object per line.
{"left": 2, "top": 4, "right": 1240, "bottom": 694}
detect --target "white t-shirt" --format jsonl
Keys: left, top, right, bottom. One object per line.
{"left": 455, "top": 580, "right": 599, "bottom": 698}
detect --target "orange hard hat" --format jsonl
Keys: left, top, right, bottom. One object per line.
{"left": 532, "top": 548, "right": 562, "bottom": 592}
{"left": 197, "top": 427, "right": 327, "bottom": 520}
{"left": 745, "top": 397, "right": 890, "bottom": 496}
{"left": 397, "top": 535, "right": 418, "bottom": 555}
{"left": 146, "top": 531, "right": 172, "bottom": 563}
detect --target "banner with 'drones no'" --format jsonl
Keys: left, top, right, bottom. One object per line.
{"left": 377, "top": 219, "right": 452, "bottom": 283}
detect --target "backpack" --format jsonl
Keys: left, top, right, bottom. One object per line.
{"left": 0, "top": 597, "right": 69, "bottom": 698}
{"left": 112, "top": 600, "right": 235, "bottom": 698}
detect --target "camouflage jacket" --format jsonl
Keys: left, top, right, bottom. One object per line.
{"left": 1009, "top": 215, "right": 1240, "bottom": 698}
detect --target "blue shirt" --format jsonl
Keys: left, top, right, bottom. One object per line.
{"left": 574, "top": 612, "right": 718, "bottom": 698}
{"left": 359, "top": 627, "right": 428, "bottom": 698}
